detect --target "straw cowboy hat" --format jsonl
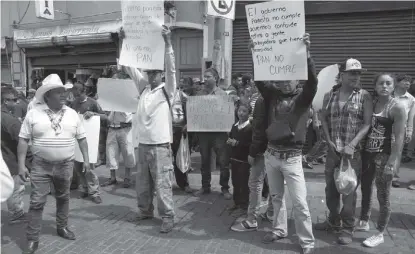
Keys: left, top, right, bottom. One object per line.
{"left": 35, "top": 74, "right": 73, "bottom": 103}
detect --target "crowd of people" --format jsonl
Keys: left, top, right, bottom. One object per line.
{"left": 1, "top": 26, "right": 415, "bottom": 254}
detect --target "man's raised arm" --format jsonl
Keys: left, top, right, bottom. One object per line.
{"left": 162, "top": 26, "right": 176, "bottom": 98}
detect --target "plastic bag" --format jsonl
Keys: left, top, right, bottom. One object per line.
{"left": 334, "top": 157, "right": 357, "bottom": 195}
{"left": 176, "top": 134, "right": 191, "bottom": 173}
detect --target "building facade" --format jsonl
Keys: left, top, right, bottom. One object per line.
{"left": 1, "top": 0, "right": 212, "bottom": 91}
{"left": 232, "top": 1, "right": 415, "bottom": 90}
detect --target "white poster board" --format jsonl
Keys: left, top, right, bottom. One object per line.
{"left": 246, "top": 1, "right": 307, "bottom": 81}
{"left": 75, "top": 115, "right": 100, "bottom": 163}
{"left": 312, "top": 64, "right": 339, "bottom": 112}
{"left": 187, "top": 95, "right": 235, "bottom": 132}
{"left": 119, "top": 1, "right": 165, "bottom": 69}
{"left": 207, "top": 0, "right": 236, "bottom": 20}
{"left": 97, "top": 78, "right": 139, "bottom": 113}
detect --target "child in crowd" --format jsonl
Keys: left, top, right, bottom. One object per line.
{"left": 227, "top": 102, "right": 253, "bottom": 211}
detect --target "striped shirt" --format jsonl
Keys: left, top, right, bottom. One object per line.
{"left": 324, "top": 88, "right": 371, "bottom": 152}
{"left": 19, "top": 104, "right": 86, "bottom": 161}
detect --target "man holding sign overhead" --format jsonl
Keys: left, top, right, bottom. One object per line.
{"left": 246, "top": 1, "right": 316, "bottom": 253}
{"left": 121, "top": 25, "right": 176, "bottom": 234}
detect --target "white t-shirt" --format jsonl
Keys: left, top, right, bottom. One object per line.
{"left": 0, "top": 153, "right": 14, "bottom": 203}
{"left": 19, "top": 105, "right": 86, "bottom": 161}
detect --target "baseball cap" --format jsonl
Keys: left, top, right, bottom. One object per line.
{"left": 339, "top": 58, "right": 367, "bottom": 72}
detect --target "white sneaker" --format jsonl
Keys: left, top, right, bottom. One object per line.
{"left": 355, "top": 220, "right": 370, "bottom": 231}
{"left": 363, "top": 233, "right": 384, "bottom": 248}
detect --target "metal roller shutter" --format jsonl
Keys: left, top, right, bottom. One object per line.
{"left": 232, "top": 10, "right": 415, "bottom": 91}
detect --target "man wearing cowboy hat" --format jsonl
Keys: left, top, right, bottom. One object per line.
{"left": 17, "top": 74, "right": 91, "bottom": 254}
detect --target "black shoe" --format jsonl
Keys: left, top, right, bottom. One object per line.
{"left": 123, "top": 178, "right": 131, "bottom": 188}
{"left": 57, "top": 227, "right": 76, "bottom": 240}
{"left": 23, "top": 241, "right": 39, "bottom": 254}
{"left": 91, "top": 196, "right": 102, "bottom": 204}
{"left": 101, "top": 178, "right": 117, "bottom": 187}
{"left": 79, "top": 192, "right": 88, "bottom": 199}
{"left": 392, "top": 180, "right": 400, "bottom": 188}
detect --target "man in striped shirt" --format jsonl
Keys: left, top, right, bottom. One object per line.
{"left": 18, "top": 74, "right": 90, "bottom": 254}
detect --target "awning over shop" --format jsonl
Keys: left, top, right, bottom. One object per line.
{"left": 14, "top": 20, "right": 122, "bottom": 48}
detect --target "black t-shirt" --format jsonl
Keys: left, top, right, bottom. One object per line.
{"left": 70, "top": 97, "right": 102, "bottom": 114}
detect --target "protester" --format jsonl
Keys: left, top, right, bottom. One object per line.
{"left": 227, "top": 102, "right": 253, "bottom": 211}
{"left": 227, "top": 73, "right": 243, "bottom": 95}
{"left": 248, "top": 34, "right": 315, "bottom": 254}
{"left": 70, "top": 81, "right": 105, "bottom": 203}
{"left": 193, "top": 67, "right": 231, "bottom": 199}
{"left": 231, "top": 96, "right": 285, "bottom": 235}
{"left": 122, "top": 26, "right": 176, "bottom": 233}
{"left": 393, "top": 75, "right": 414, "bottom": 170}
{"left": 356, "top": 73, "right": 406, "bottom": 247}
{"left": 1, "top": 86, "right": 29, "bottom": 224}
{"left": 17, "top": 74, "right": 90, "bottom": 253}
{"left": 315, "top": 58, "right": 373, "bottom": 245}
{"left": 27, "top": 88, "right": 36, "bottom": 101}
{"left": 100, "top": 110, "right": 135, "bottom": 188}
{"left": 171, "top": 85, "right": 193, "bottom": 193}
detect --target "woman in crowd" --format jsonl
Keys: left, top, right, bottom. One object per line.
{"left": 356, "top": 73, "right": 407, "bottom": 247}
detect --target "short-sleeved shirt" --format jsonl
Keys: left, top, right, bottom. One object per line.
{"left": 19, "top": 104, "right": 86, "bottom": 162}
{"left": 70, "top": 97, "right": 102, "bottom": 114}
{"left": 394, "top": 92, "right": 415, "bottom": 116}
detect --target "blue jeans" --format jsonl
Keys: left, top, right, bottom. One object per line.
{"left": 27, "top": 156, "right": 74, "bottom": 241}
{"left": 264, "top": 149, "right": 314, "bottom": 248}
{"left": 325, "top": 150, "right": 362, "bottom": 233}
{"left": 197, "top": 132, "right": 230, "bottom": 191}
{"left": 136, "top": 144, "right": 175, "bottom": 219}
{"left": 6, "top": 176, "right": 25, "bottom": 220}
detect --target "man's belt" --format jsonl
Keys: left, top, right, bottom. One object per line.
{"left": 266, "top": 146, "right": 302, "bottom": 160}
{"left": 109, "top": 122, "right": 132, "bottom": 129}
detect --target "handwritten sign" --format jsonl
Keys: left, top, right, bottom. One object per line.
{"left": 75, "top": 115, "right": 100, "bottom": 163}
{"left": 119, "top": 1, "right": 165, "bottom": 69}
{"left": 246, "top": 1, "right": 307, "bottom": 81}
{"left": 187, "top": 95, "right": 235, "bottom": 132}
{"left": 97, "top": 78, "right": 139, "bottom": 113}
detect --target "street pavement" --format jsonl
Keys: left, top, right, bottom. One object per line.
{"left": 1, "top": 154, "right": 415, "bottom": 254}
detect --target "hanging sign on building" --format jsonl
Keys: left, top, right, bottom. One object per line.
{"left": 35, "top": 0, "right": 55, "bottom": 20}
{"left": 246, "top": 1, "right": 307, "bottom": 81}
{"left": 207, "top": 0, "right": 235, "bottom": 20}
{"left": 119, "top": 1, "right": 165, "bottom": 70}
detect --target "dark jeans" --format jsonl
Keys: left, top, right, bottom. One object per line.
{"left": 27, "top": 156, "right": 74, "bottom": 241}
{"left": 360, "top": 152, "right": 392, "bottom": 232}
{"left": 324, "top": 150, "right": 362, "bottom": 233}
{"left": 262, "top": 176, "right": 269, "bottom": 198}
{"left": 172, "top": 128, "right": 190, "bottom": 189}
{"left": 197, "top": 132, "right": 230, "bottom": 191}
{"left": 230, "top": 159, "right": 250, "bottom": 207}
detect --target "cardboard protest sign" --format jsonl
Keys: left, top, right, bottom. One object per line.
{"left": 246, "top": 1, "right": 307, "bottom": 81}
{"left": 187, "top": 95, "right": 235, "bottom": 132}
{"left": 119, "top": 1, "right": 165, "bottom": 69}
{"left": 97, "top": 78, "right": 139, "bottom": 113}
{"left": 75, "top": 115, "right": 100, "bottom": 163}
